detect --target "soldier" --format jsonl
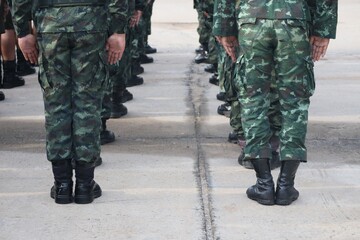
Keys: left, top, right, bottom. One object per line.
{"left": 214, "top": 0, "right": 337, "bottom": 205}
{"left": 0, "top": 1, "right": 26, "bottom": 89}
{"left": 12, "top": 0, "right": 128, "bottom": 204}
{"left": 142, "top": 0, "right": 156, "bottom": 54}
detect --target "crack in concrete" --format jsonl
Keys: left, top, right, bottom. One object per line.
{"left": 186, "top": 62, "right": 217, "bottom": 240}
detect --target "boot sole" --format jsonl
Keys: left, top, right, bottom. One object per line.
{"left": 248, "top": 195, "right": 275, "bottom": 205}
{"left": 74, "top": 188, "right": 102, "bottom": 204}
{"left": 275, "top": 197, "right": 298, "bottom": 206}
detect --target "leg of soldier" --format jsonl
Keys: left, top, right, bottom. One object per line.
{"left": 215, "top": 42, "right": 225, "bottom": 89}
{"left": 237, "top": 20, "right": 275, "bottom": 205}
{"left": 268, "top": 84, "right": 282, "bottom": 170}
{"left": 274, "top": 20, "right": 312, "bottom": 205}
{"left": 196, "top": 8, "right": 208, "bottom": 51}
{"left": 137, "top": 16, "right": 153, "bottom": 64}
{"left": 194, "top": 8, "right": 209, "bottom": 64}
{"left": 71, "top": 31, "right": 106, "bottom": 204}
{"left": 128, "top": 25, "right": 145, "bottom": 87}
{"left": 100, "top": 80, "right": 116, "bottom": 145}
{"left": 37, "top": 32, "right": 75, "bottom": 204}
{"left": 207, "top": 35, "right": 218, "bottom": 65}
{"left": 0, "top": 10, "right": 25, "bottom": 89}
{"left": 110, "top": 58, "right": 129, "bottom": 118}
{"left": 143, "top": 1, "right": 156, "bottom": 54}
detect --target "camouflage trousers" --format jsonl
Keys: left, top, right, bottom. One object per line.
{"left": 236, "top": 19, "right": 314, "bottom": 162}
{"left": 196, "top": 8, "right": 211, "bottom": 47}
{"left": 101, "top": 25, "right": 135, "bottom": 119}
{"left": 216, "top": 45, "right": 243, "bottom": 135}
{"left": 38, "top": 31, "right": 107, "bottom": 163}
{"left": 142, "top": 1, "right": 154, "bottom": 44}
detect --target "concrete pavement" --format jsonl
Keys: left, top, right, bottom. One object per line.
{"left": 1, "top": 0, "right": 360, "bottom": 239}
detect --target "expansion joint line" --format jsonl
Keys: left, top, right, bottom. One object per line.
{"left": 186, "top": 63, "right": 217, "bottom": 240}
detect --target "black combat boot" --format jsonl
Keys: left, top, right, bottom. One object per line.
{"left": 194, "top": 51, "right": 208, "bottom": 64}
{"left": 121, "top": 89, "right": 133, "bottom": 103}
{"left": 246, "top": 158, "right": 275, "bottom": 205}
{"left": 275, "top": 160, "right": 301, "bottom": 205}
{"left": 74, "top": 161, "right": 102, "bottom": 204}
{"left": 204, "top": 63, "right": 217, "bottom": 73}
{"left": 209, "top": 73, "right": 219, "bottom": 86}
{"left": 139, "top": 53, "right": 154, "bottom": 64}
{"left": 16, "top": 48, "right": 36, "bottom": 76}
{"left": 0, "top": 60, "right": 25, "bottom": 89}
{"left": 217, "top": 102, "right": 231, "bottom": 117}
{"left": 50, "top": 159, "right": 73, "bottom": 204}
{"left": 145, "top": 43, "right": 157, "bottom": 54}
{"left": 100, "top": 118, "right": 115, "bottom": 145}
{"left": 195, "top": 44, "right": 205, "bottom": 54}
{"left": 0, "top": 91, "right": 4, "bottom": 101}
{"left": 216, "top": 92, "right": 226, "bottom": 102}
{"left": 111, "top": 86, "right": 128, "bottom": 118}
{"left": 132, "top": 59, "right": 144, "bottom": 75}
{"left": 126, "top": 75, "right": 144, "bottom": 87}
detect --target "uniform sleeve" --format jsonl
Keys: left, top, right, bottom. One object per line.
{"left": 108, "top": 0, "right": 128, "bottom": 34}
{"left": 311, "top": 0, "right": 338, "bottom": 39}
{"left": 212, "top": 0, "right": 237, "bottom": 36}
{"left": 11, "top": 0, "right": 32, "bottom": 38}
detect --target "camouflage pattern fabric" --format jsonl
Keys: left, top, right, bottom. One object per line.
{"left": 213, "top": 0, "right": 337, "bottom": 39}
{"left": 12, "top": 1, "right": 128, "bottom": 163}
{"left": 38, "top": 31, "right": 108, "bottom": 162}
{"left": 236, "top": 19, "right": 314, "bottom": 161}
{"left": 213, "top": 0, "right": 337, "bottom": 162}
{"left": 142, "top": 0, "right": 154, "bottom": 43}
{"left": 196, "top": 7, "right": 210, "bottom": 47}
{"left": 216, "top": 44, "right": 227, "bottom": 92}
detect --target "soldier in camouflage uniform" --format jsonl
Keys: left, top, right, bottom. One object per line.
{"left": 214, "top": 0, "right": 337, "bottom": 205}
{"left": 12, "top": 0, "right": 128, "bottom": 204}
{"left": 108, "top": 0, "right": 145, "bottom": 122}
{"left": 194, "top": 0, "right": 217, "bottom": 66}
{"left": 142, "top": 0, "right": 157, "bottom": 54}
{"left": 194, "top": 0, "right": 209, "bottom": 57}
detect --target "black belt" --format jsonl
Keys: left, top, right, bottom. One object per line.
{"left": 38, "top": 0, "right": 105, "bottom": 8}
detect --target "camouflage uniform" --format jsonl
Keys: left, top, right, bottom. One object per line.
{"left": 141, "top": 0, "right": 154, "bottom": 47}
{"left": 104, "top": 0, "right": 145, "bottom": 121}
{"left": 12, "top": 0, "right": 128, "bottom": 164}
{"left": 213, "top": 0, "right": 243, "bottom": 139}
{"left": 194, "top": 0, "right": 211, "bottom": 48}
{"left": 214, "top": 0, "right": 337, "bottom": 162}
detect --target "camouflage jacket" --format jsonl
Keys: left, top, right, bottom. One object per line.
{"left": 12, "top": 0, "right": 128, "bottom": 37}
{"left": 196, "top": 0, "right": 214, "bottom": 16}
{"left": 213, "top": 0, "right": 337, "bottom": 39}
